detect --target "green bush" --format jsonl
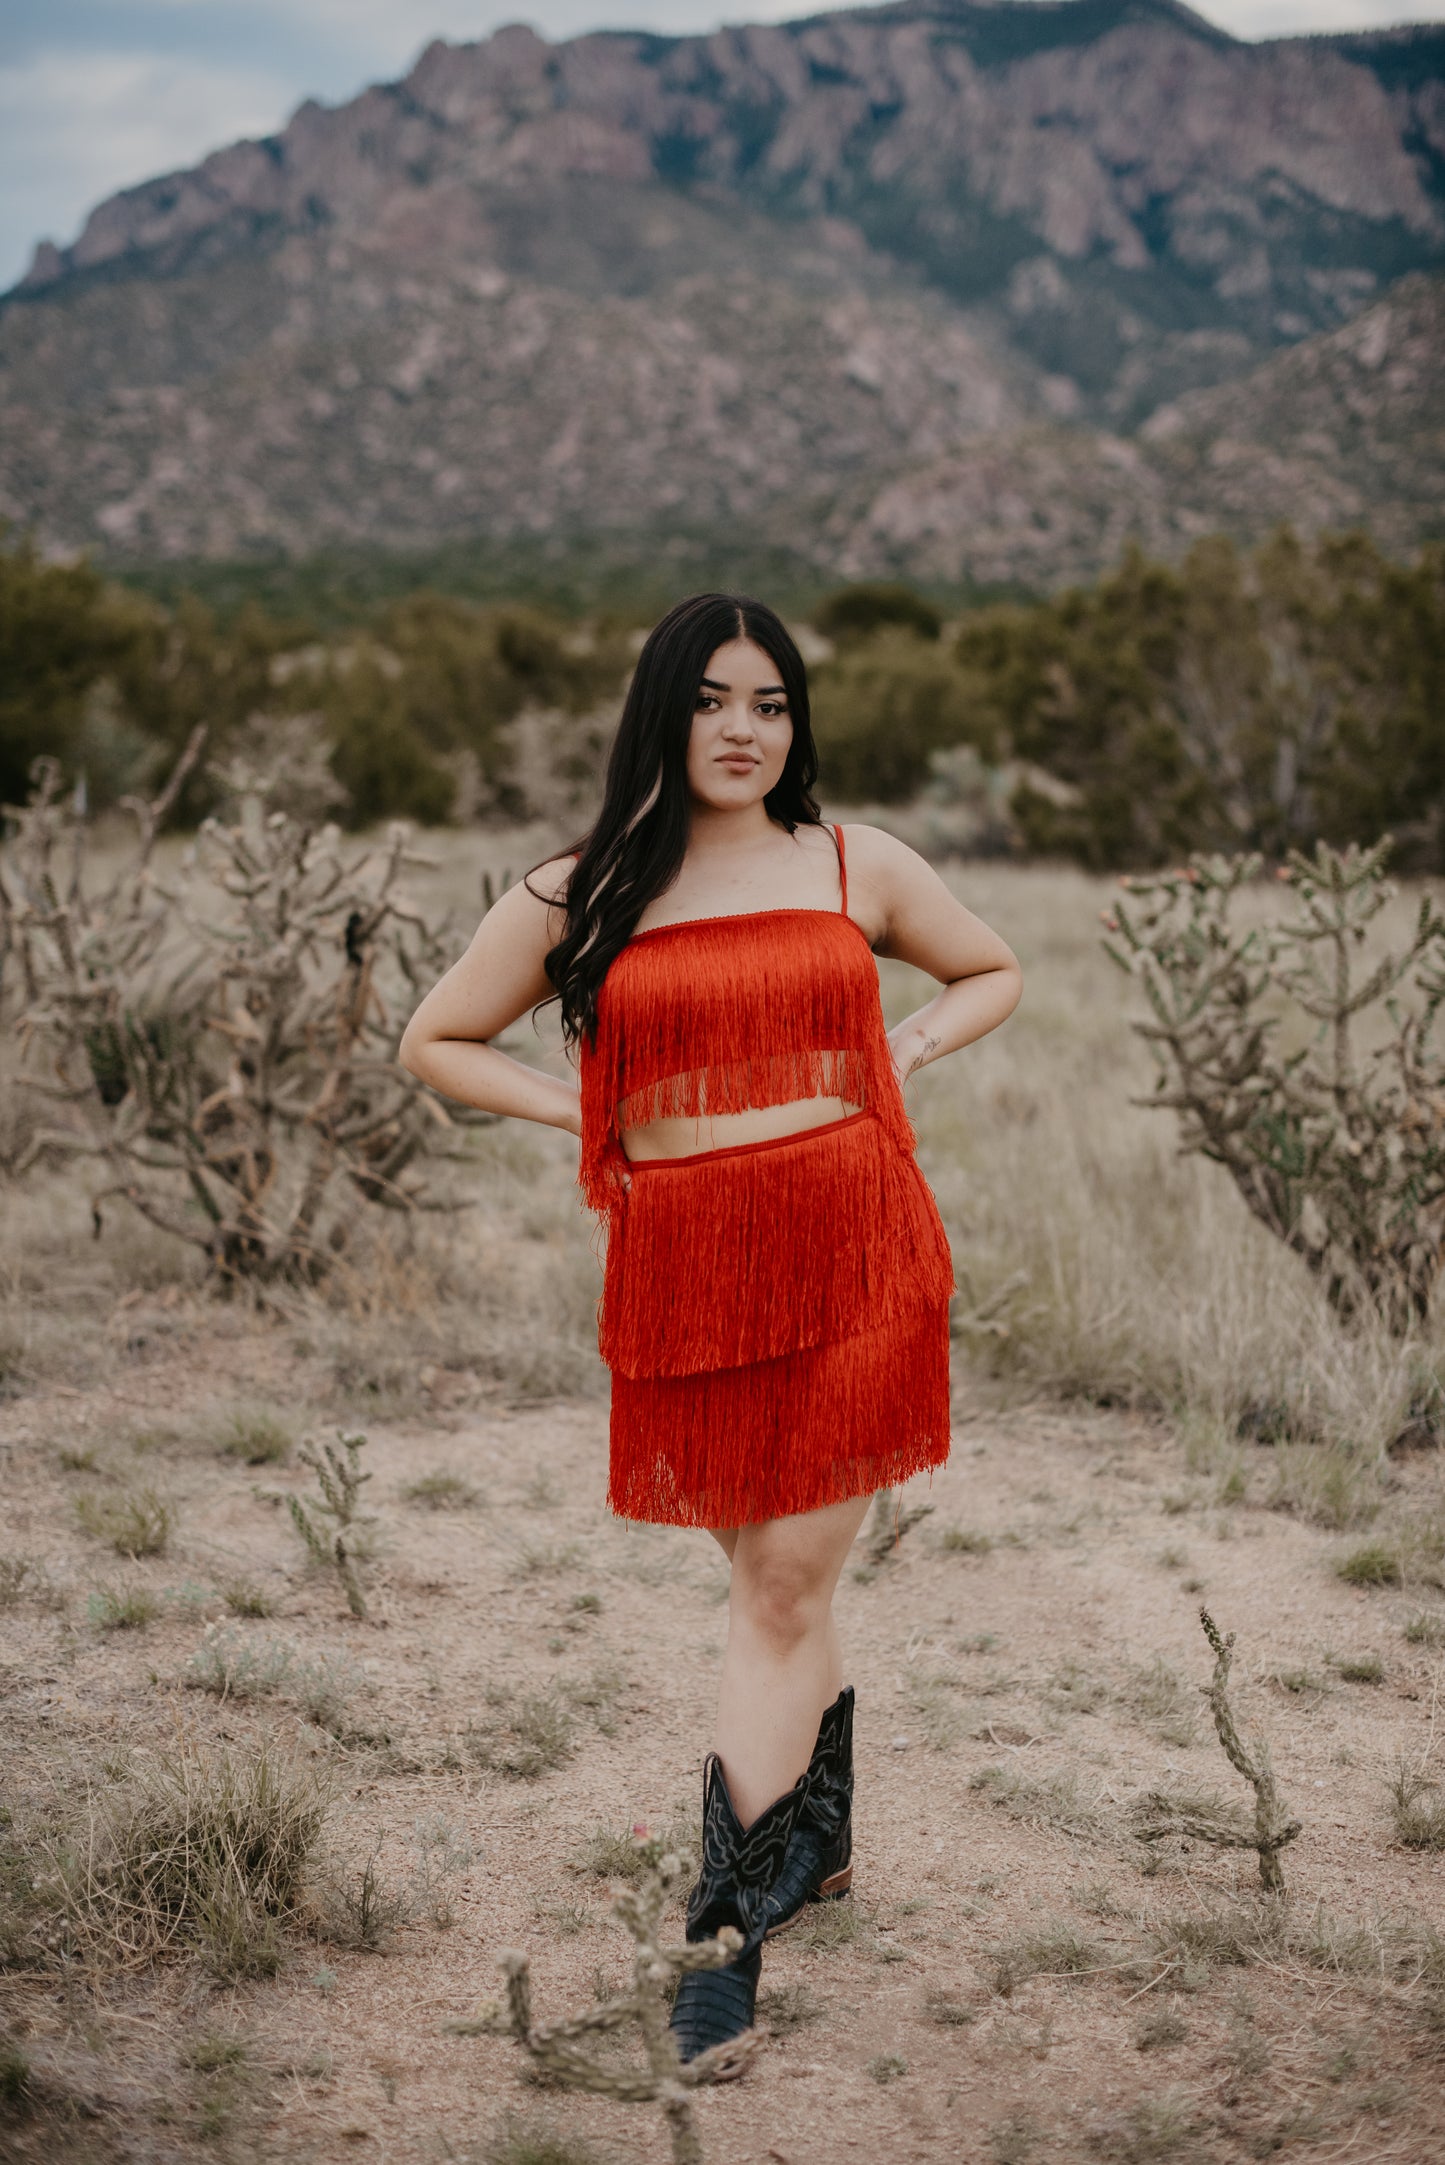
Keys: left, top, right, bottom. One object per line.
{"left": 324, "top": 657, "right": 456, "bottom": 826}
{"left": 813, "top": 580, "right": 942, "bottom": 644}
{"left": 957, "top": 528, "right": 1445, "bottom": 871}
{"left": 811, "top": 630, "right": 978, "bottom": 801}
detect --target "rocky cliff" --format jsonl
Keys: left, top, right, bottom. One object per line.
{"left": 3, "top": 0, "right": 1442, "bottom": 586}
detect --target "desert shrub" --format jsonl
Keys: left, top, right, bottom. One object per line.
{"left": 812, "top": 581, "right": 942, "bottom": 645}
{"left": 184, "top": 1627, "right": 297, "bottom": 1701}
{"left": 955, "top": 529, "right": 1445, "bottom": 872}
{"left": 1105, "top": 836, "right": 1445, "bottom": 1329}
{"left": 811, "top": 631, "right": 976, "bottom": 802}
{"left": 2, "top": 747, "right": 495, "bottom": 1282}
{"left": 324, "top": 654, "right": 456, "bottom": 826}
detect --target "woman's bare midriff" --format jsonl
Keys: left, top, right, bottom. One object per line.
{"left": 619, "top": 1094, "right": 864, "bottom": 1163}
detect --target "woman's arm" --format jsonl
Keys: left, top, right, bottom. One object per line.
{"left": 842, "top": 824, "right": 1023, "bottom": 1086}
{"left": 397, "top": 856, "right": 583, "bottom": 1137}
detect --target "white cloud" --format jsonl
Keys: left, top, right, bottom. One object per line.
{"left": 0, "top": 49, "right": 294, "bottom": 289}
{"left": 1200, "top": 0, "right": 1444, "bottom": 32}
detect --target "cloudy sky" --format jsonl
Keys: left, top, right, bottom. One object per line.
{"left": 2, "top": 0, "right": 1440, "bottom": 292}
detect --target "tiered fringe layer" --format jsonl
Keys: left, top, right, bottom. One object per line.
{"left": 608, "top": 1299, "right": 952, "bottom": 1527}
{"left": 601, "top": 1110, "right": 955, "bottom": 1378}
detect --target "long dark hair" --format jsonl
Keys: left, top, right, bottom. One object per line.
{"left": 530, "top": 592, "right": 823, "bottom": 1046}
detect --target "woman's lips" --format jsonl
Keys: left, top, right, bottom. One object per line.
{"left": 718, "top": 756, "right": 759, "bottom": 769}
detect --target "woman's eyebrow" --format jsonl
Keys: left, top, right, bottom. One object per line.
{"left": 699, "top": 675, "right": 786, "bottom": 697}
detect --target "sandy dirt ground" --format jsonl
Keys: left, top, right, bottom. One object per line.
{"left": 3, "top": 1305, "right": 1444, "bottom": 2165}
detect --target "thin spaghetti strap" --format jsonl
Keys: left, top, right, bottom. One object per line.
{"left": 832, "top": 823, "right": 849, "bottom": 915}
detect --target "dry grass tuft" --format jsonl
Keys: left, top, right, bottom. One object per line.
{"left": 792, "top": 1898, "right": 865, "bottom": 1952}
{"left": 309, "top": 1848, "right": 409, "bottom": 1951}
{"left": 1116, "top": 1656, "right": 1199, "bottom": 1747}
{"left": 219, "top": 1577, "right": 277, "bottom": 1619}
{"left": 939, "top": 1525, "right": 994, "bottom": 1555}
{"left": 757, "top": 1980, "right": 826, "bottom": 2035}
{"left": 969, "top": 1763, "right": 1105, "bottom": 1840}
{"left": 0, "top": 1555, "right": 59, "bottom": 1610}
{"left": 1335, "top": 1540, "right": 1403, "bottom": 1588}
{"left": 923, "top": 1982, "right": 978, "bottom": 2026}
{"left": 1330, "top": 1650, "right": 1384, "bottom": 1684}
{"left": 467, "top": 1689, "right": 577, "bottom": 1780}
{"left": 981, "top": 1921, "right": 1104, "bottom": 1997}
{"left": 1084, "top": 2085, "right": 1204, "bottom": 2161}
{"left": 75, "top": 1484, "right": 174, "bottom": 1557}
{"left": 1134, "top": 2005, "right": 1189, "bottom": 2051}
{"left": 28, "top": 1736, "right": 329, "bottom": 1978}
{"left": 216, "top": 1406, "right": 293, "bottom": 1465}
{"left": 1388, "top": 1760, "right": 1445, "bottom": 1850}
{"left": 87, "top": 1581, "right": 161, "bottom": 1631}
{"left": 402, "top": 1468, "right": 483, "bottom": 1510}
{"left": 571, "top": 1808, "right": 700, "bottom": 1885}
{"left": 482, "top": 2110, "right": 613, "bottom": 2165}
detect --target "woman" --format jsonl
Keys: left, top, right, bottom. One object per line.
{"left": 399, "top": 592, "right": 1021, "bottom": 2066}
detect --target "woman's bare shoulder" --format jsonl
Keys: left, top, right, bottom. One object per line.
{"left": 523, "top": 853, "right": 578, "bottom": 912}
{"left": 835, "top": 822, "right": 933, "bottom": 885}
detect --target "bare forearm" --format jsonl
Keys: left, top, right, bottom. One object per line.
{"left": 888, "top": 964, "right": 1022, "bottom": 1082}
{"left": 401, "top": 1039, "right": 582, "bottom": 1135}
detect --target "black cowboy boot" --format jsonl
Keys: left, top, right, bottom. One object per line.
{"left": 669, "top": 1752, "right": 809, "bottom": 2066}
{"left": 762, "top": 1685, "right": 854, "bottom": 1938}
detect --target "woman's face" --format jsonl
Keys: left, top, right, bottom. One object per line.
{"left": 685, "top": 637, "right": 793, "bottom": 812}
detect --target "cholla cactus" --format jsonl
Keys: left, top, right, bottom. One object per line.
{"left": 1, "top": 736, "right": 495, "bottom": 1282}
{"left": 480, "top": 1847, "right": 756, "bottom": 2165}
{"left": 287, "top": 1432, "right": 371, "bottom": 1618}
{"left": 1133, "top": 1608, "right": 1302, "bottom": 1893}
{"left": 1102, "top": 836, "right": 1445, "bottom": 1329}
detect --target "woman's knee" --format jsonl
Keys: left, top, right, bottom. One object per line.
{"left": 730, "top": 1543, "right": 831, "bottom": 1653}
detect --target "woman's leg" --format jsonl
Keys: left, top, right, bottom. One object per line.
{"left": 709, "top": 1493, "right": 870, "bottom": 1827}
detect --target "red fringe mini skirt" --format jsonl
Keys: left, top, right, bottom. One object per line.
{"left": 576, "top": 825, "right": 955, "bottom": 1529}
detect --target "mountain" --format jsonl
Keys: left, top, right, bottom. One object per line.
{"left": 2, "top": 0, "right": 1442, "bottom": 591}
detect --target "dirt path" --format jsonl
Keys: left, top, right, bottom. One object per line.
{"left": 2, "top": 1317, "right": 1444, "bottom": 2164}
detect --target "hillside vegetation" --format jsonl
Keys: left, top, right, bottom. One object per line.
{"left": 4, "top": 526, "right": 1442, "bottom": 871}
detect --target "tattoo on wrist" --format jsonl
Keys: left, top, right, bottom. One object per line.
{"left": 906, "top": 1034, "right": 941, "bottom": 1079}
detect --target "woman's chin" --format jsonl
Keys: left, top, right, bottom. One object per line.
{"left": 690, "top": 777, "right": 773, "bottom": 813}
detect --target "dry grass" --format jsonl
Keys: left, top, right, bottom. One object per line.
{"left": 910, "top": 862, "right": 1445, "bottom": 1505}
{"left": 86, "top": 1581, "right": 161, "bottom": 1631}
{"left": 1388, "top": 1761, "right": 1445, "bottom": 1850}
{"left": 74, "top": 1483, "right": 175, "bottom": 1557}
{"left": 968, "top": 1763, "right": 1106, "bottom": 1841}
{"left": 402, "top": 1468, "right": 483, "bottom": 1510}
{"left": 17, "top": 1736, "right": 329, "bottom": 1979}
{"left": 215, "top": 1405, "right": 294, "bottom": 1465}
